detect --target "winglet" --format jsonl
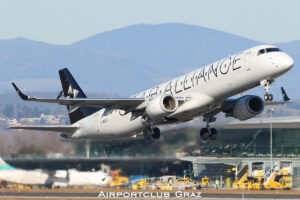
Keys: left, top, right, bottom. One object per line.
{"left": 11, "top": 82, "right": 29, "bottom": 100}
{"left": 281, "top": 87, "right": 291, "bottom": 102}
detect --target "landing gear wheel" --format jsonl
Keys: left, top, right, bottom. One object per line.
{"left": 143, "top": 128, "right": 152, "bottom": 139}
{"left": 262, "top": 79, "right": 274, "bottom": 101}
{"left": 268, "top": 94, "right": 273, "bottom": 101}
{"left": 209, "top": 128, "right": 217, "bottom": 140}
{"left": 264, "top": 93, "right": 273, "bottom": 101}
{"left": 200, "top": 128, "right": 209, "bottom": 140}
{"left": 264, "top": 94, "right": 269, "bottom": 101}
{"left": 151, "top": 127, "right": 160, "bottom": 140}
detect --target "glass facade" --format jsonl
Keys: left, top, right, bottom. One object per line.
{"left": 199, "top": 128, "right": 300, "bottom": 158}
{"left": 182, "top": 128, "right": 300, "bottom": 188}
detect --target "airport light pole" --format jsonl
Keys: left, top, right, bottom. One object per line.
{"left": 268, "top": 107, "right": 274, "bottom": 168}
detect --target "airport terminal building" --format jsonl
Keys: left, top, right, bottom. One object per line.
{"left": 181, "top": 127, "right": 300, "bottom": 188}
{"left": 5, "top": 121, "right": 300, "bottom": 188}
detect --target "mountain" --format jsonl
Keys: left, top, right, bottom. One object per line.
{"left": 0, "top": 23, "right": 298, "bottom": 98}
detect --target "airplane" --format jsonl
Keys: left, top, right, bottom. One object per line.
{"left": 10, "top": 45, "right": 294, "bottom": 141}
{"left": 0, "top": 157, "right": 111, "bottom": 188}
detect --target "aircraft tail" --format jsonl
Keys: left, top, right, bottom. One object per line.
{"left": 281, "top": 87, "right": 291, "bottom": 102}
{"left": 58, "top": 68, "right": 99, "bottom": 124}
{"left": 0, "top": 157, "right": 15, "bottom": 170}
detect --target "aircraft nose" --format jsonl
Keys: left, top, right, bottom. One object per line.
{"left": 280, "top": 55, "right": 294, "bottom": 70}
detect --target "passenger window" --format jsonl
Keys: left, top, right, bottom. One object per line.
{"left": 257, "top": 49, "right": 265, "bottom": 55}
{"left": 266, "top": 48, "right": 281, "bottom": 53}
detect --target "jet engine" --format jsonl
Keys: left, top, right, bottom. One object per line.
{"left": 231, "top": 95, "right": 264, "bottom": 121}
{"left": 146, "top": 94, "right": 178, "bottom": 119}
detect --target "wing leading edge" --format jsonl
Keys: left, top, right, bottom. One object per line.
{"left": 12, "top": 82, "right": 145, "bottom": 110}
{"left": 9, "top": 125, "right": 79, "bottom": 132}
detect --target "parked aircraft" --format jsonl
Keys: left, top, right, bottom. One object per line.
{"left": 10, "top": 45, "right": 293, "bottom": 141}
{"left": 0, "top": 157, "right": 111, "bottom": 188}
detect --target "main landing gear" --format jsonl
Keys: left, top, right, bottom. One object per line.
{"left": 143, "top": 127, "right": 160, "bottom": 140}
{"left": 262, "top": 79, "right": 274, "bottom": 101}
{"left": 200, "top": 127, "right": 217, "bottom": 140}
{"left": 200, "top": 114, "right": 217, "bottom": 141}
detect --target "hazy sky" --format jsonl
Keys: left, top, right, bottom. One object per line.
{"left": 0, "top": 0, "right": 299, "bottom": 44}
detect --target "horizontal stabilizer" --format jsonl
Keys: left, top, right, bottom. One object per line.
{"left": 9, "top": 125, "right": 79, "bottom": 132}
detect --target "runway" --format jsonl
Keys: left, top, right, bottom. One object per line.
{"left": 1, "top": 189, "right": 300, "bottom": 199}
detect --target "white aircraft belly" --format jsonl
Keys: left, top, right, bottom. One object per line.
{"left": 67, "top": 171, "right": 110, "bottom": 186}
{"left": 77, "top": 109, "right": 146, "bottom": 139}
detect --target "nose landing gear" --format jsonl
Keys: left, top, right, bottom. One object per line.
{"left": 262, "top": 79, "right": 274, "bottom": 101}
{"left": 264, "top": 93, "right": 273, "bottom": 101}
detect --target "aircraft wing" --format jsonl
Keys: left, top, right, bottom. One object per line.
{"left": 264, "top": 101, "right": 291, "bottom": 105}
{"left": 12, "top": 83, "right": 145, "bottom": 110}
{"left": 9, "top": 125, "right": 79, "bottom": 132}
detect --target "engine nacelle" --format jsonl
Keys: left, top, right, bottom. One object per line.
{"left": 146, "top": 94, "right": 178, "bottom": 119}
{"left": 232, "top": 95, "right": 264, "bottom": 121}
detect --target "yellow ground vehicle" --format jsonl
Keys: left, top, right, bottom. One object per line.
{"left": 176, "top": 177, "right": 194, "bottom": 183}
{"left": 156, "top": 181, "right": 173, "bottom": 190}
{"left": 233, "top": 161, "right": 293, "bottom": 190}
{"left": 156, "top": 176, "right": 176, "bottom": 190}
{"left": 175, "top": 177, "right": 198, "bottom": 190}
{"left": 279, "top": 176, "right": 292, "bottom": 190}
{"left": 233, "top": 164, "right": 249, "bottom": 189}
{"left": 106, "top": 169, "right": 129, "bottom": 189}
{"left": 130, "top": 176, "right": 147, "bottom": 190}
{"left": 201, "top": 177, "right": 211, "bottom": 187}
{"left": 278, "top": 161, "right": 293, "bottom": 190}
{"left": 264, "top": 161, "right": 293, "bottom": 190}
{"left": 251, "top": 179, "right": 262, "bottom": 190}
{"left": 233, "top": 162, "right": 265, "bottom": 190}
{"left": 0, "top": 180, "right": 32, "bottom": 189}
{"left": 107, "top": 176, "right": 129, "bottom": 189}
{"left": 249, "top": 162, "right": 265, "bottom": 190}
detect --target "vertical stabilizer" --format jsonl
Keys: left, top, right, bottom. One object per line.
{"left": 281, "top": 87, "right": 291, "bottom": 102}
{"left": 59, "top": 68, "right": 99, "bottom": 124}
{"left": 0, "top": 157, "right": 15, "bottom": 170}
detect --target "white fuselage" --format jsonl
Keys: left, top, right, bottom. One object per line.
{"left": 0, "top": 169, "right": 111, "bottom": 187}
{"left": 72, "top": 45, "right": 293, "bottom": 140}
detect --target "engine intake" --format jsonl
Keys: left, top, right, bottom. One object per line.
{"left": 232, "top": 95, "right": 264, "bottom": 121}
{"left": 146, "top": 94, "right": 178, "bottom": 119}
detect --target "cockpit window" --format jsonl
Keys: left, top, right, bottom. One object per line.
{"left": 258, "top": 48, "right": 281, "bottom": 56}
{"left": 266, "top": 48, "right": 281, "bottom": 53}
{"left": 257, "top": 49, "right": 265, "bottom": 55}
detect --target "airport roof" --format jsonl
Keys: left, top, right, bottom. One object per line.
{"left": 179, "top": 156, "right": 300, "bottom": 167}
{"left": 224, "top": 116, "right": 300, "bottom": 129}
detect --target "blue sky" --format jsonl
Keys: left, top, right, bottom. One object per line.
{"left": 0, "top": 0, "right": 299, "bottom": 44}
